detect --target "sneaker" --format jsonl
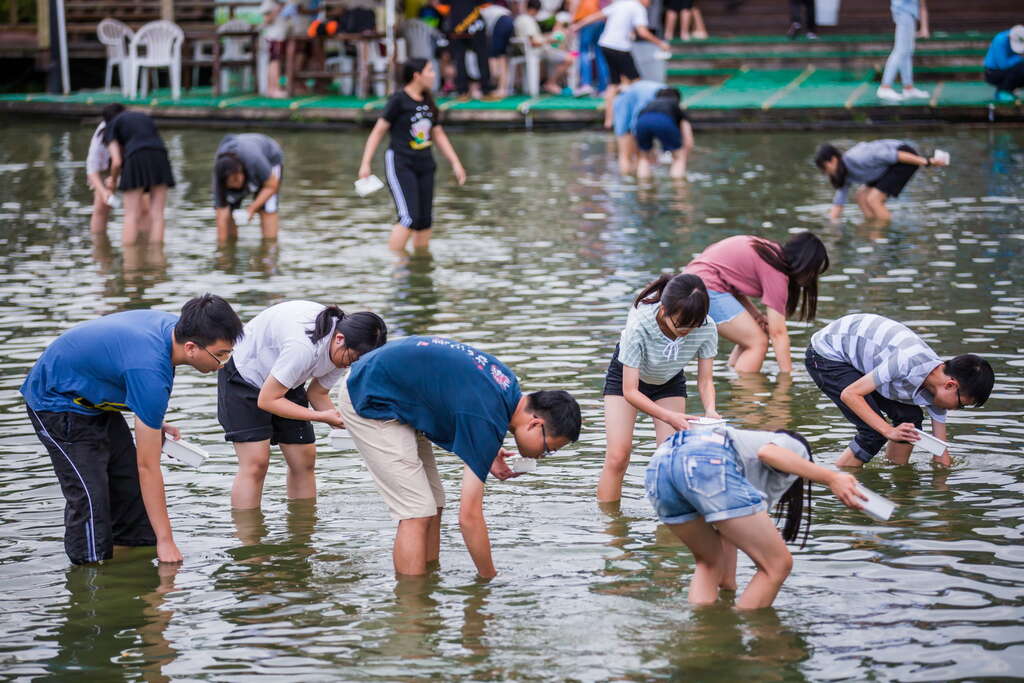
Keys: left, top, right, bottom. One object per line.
{"left": 902, "top": 87, "right": 930, "bottom": 99}
{"left": 876, "top": 86, "right": 903, "bottom": 102}
{"left": 995, "top": 90, "right": 1016, "bottom": 103}
{"left": 787, "top": 22, "right": 802, "bottom": 39}
{"left": 573, "top": 84, "right": 595, "bottom": 97}
{"left": 806, "top": 31, "right": 818, "bottom": 39}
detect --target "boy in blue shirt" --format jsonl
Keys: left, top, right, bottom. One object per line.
{"left": 984, "top": 25, "right": 1024, "bottom": 103}
{"left": 21, "top": 295, "right": 243, "bottom": 565}
{"left": 338, "top": 336, "right": 582, "bottom": 578}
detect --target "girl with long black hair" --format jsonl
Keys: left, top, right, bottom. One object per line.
{"left": 217, "top": 301, "right": 387, "bottom": 509}
{"left": 357, "top": 59, "right": 466, "bottom": 252}
{"left": 685, "top": 232, "right": 829, "bottom": 374}
{"left": 645, "top": 426, "right": 864, "bottom": 608}
{"left": 598, "top": 273, "right": 720, "bottom": 503}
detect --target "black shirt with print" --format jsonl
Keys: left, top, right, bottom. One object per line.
{"left": 382, "top": 91, "right": 436, "bottom": 161}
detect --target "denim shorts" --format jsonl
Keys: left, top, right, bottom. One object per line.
{"left": 707, "top": 289, "right": 745, "bottom": 324}
{"left": 645, "top": 430, "right": 767, "bottom": 525}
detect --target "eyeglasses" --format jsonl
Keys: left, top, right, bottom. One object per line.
{"left": 955, "top": 386, "right": 967, "bottom": 410}
{"left": 536, "top": 417, "right": 555, "bottom": 458}
{"left": 199, "top": 345, "right": 231, "bottom": 367}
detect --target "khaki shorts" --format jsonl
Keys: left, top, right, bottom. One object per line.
{"left": 337, "top": 379, "right": 445, "bottom": 520}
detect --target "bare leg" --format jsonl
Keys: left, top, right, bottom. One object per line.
{"left": 394, "top": 516, "right": 433, "bottom": 576}
{"left": 666, "top": 517, "right": 727, "bottom": 604}
{"left": 715, "top": 512, "right": 793, "bottom": 609}
{"left": 603, "top": 83, "right": 619, "bottom": 129}
{"left": 692, "top": 8, "right": 708, "bottom": 39}
{"left": 389, "top": 223, "right": 412, "bottom": 251}
{"left": 616, "top": 134, "right": 638, "bottom": 175}
{"left": 665, "top": 10, "right": 679, "bottom": 41}
{"left": 670, "top": 148, "right": 688, "bottom": 178}
{"left": 885, "top": 440, "right": 914, "bottom": 465}
{"left": 716, "top": 311, "right": 770, "bottom": 373}
{"left": 652, "top": 396, "right": 685, "bottom": 443}
{"left": 232, "top": 440, "right": 272, "bottom": 509}
{"left": 427, "top": 508, "right": 443, "bottom": 565}
{"left": 636, "top": 150, "right": 655, "bottom": 179}
{"left": 855, "top": 186, "right": 877, "bottom": 221}
{"left": 260, "top": 211, "right": 280, "bottom": 240}
{"left": 680, "top": 9, "right": 692, "bottom": 39}
{"left": 597, "top": 395, "right": 639, "bottom": 502}
{"left": 835, "top": 447, "right": 864, "bottom": 468}
{"left": 863, "top": 187, "right": 891, "bottom": 224}
{"left": 146, "top": 185, "right": 168, "bottom": 243}
{"left": 138, "top": 192, "right": 152, "bottom": 236}
{"left": 410, "top": 228, "right": 432, "bottom": 250}
{"left": 719, "top": 538, "right": 738, "bottom": 590}
{"left": 91, "top": 189, "right": 111, "bottom": 234}
{"left": 121, "top": 189, "right": 146, "bottom": 246}
{"left": 280, "top": 442, "right": 317, "bottom": 501}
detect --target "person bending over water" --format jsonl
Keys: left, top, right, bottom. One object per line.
{"left": 598, "top": 273, "right": 719, "bottom": 503}
{"left": 358, "top": 59, "right": 467, "bottom": 252}
{"left": 634, "top": 87, "right": 694, "bottom": 180}
{"left": 337, "top": 336, "right": 581, "bottom": 578}
{"left": 86, "top": 103, "right": 152, "bottom": 236}
{"left": 104, "top": 108, "right": 175, "bottom": 245}
{"left": 685, "top": 232, "right": 828, "bottom": 374}
{"left": 806, "top": 313, "right": 994, "bottom": 468}
{"left": 213, "top": 133, "right": 285, "bottom": 242}
{"left": 219, "top": 302, "right": 387, "bottom": 509}
{"left": 645, "top": 426, "right": 864, "bottom": 609}
{"left": 21, "top": 295, "right": 243, "bottom": 565}
{"left": 815, "top": 139, "right": 947, "bottom": 224}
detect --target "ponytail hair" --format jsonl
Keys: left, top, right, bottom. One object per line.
{"left": 400, "top": 58, "right": 438, "bottom": 119}
{"left": 307, "top": 306, "right": 388, "bottom": 355}
{"left": 214, "top": 152, "right": 246, "bottom": 205}
{"left": 814, "top": 143, "right": 847, "bottom": 189}
{"left": 750, "top": 232, "right": 829, "bottom": 321}
{"left": 634, "top": 273, "right": 710, "bottom": 330}
{"left": 773, "top": 429, "right": 813, "bottom": 548}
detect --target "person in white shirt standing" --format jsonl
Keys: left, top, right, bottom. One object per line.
{"left": 572, "top": 0, "right": 670, "bottom": 128}
{"left": 218, "top": 301, "right": 387, "bottom": 509}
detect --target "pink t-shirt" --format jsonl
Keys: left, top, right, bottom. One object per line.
{"left": 684, "top": 235, "right": 791, "bottom": 315}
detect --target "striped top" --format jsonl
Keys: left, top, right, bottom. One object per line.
{"left": 810, "top": 313, "right": 946, "bottom": 423}
{"left": 618, "top": 302, "right": 718, "bottom": 385}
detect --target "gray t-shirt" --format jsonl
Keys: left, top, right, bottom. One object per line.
{"left": 722, "top": 426, "right": 810, "bottom": 508}
{"left": 213, "top": 133, "right": 284, "bottom": 208}
{"left": 833, "top": 139, "right": 908, "bottom": 206}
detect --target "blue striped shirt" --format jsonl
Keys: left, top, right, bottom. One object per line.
{"left": 810, "top": 313, "right": 945, "bottom": 423}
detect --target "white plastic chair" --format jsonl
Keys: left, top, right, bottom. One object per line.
{"left": 325, "top": 38, "right": 357, "bottom": 94}
{"left": 97, "top": 18, "right": 134, "bottom": 94}
{"left": 218, "top": 18, "right": 256, "bottom": 93}
{"left": 128, "top": 20, "right": 185, "bottom": 99}
{"left": 508, "top": 37, "right": 540, "bottom": 96}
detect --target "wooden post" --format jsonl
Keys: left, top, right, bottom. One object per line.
{"left": 9, "top": 0, "right": 18, "bottom": 26}
{"left": 36, "top": 0, "right": 49, "bottom": 49}
{"left": 161, "top": 0, "right": 174, "bottom": 22}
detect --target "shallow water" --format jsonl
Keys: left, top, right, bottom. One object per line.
{"left": 0, "top": 120, "right": 1022, "bottom": 681}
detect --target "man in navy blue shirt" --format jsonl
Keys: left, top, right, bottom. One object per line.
{"left": 21, "top": 294, "right": 243, "bottom": 565}
{"left": 339, "top": 336, "right": 582, "bottom": 578}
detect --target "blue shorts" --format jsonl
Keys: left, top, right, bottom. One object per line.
{"left": 489, "top": 15, "right": 514, "bottom": 57}
{"left": 645, "top": 430, "right": 767, "bottom": 525}
{"left": 707, "top": 289, "right": 744, "bottom": 324}
{"left": 635, "top": 111, "right": 682, "bottom": 152}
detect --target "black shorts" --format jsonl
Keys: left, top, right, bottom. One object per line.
{"left": 600, "top": 46, "right": 640, "bottom": 84}
{"left": 489, "top": 14, "right": 515, "bottom": 57}
{"left": 384, "top": 148, "right": 436, "bottom": 231}
{"left": 805, "top": 347, "right": 924, "bottom": 463}
{"left": 602, "top": 344, "right": 687, "bottom": 401}
{"left": 26, "top": 406, "right": 156, "bottom": 565}
{"left": 665, "top": 0, "right": 696, "bottom": 11}
{"left": 217, "top": 358, "right": 316, "bottom": 445}
{"left": 866, "top": 144, "right": 918, "bottom": 198}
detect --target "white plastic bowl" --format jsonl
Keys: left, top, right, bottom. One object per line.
{"left": 915, "top": 429, "right": 950, "bottom": 456}
{"left": 690, "top": 417, "right": 727, "bottom": 430}
{"left": 507, "top": 457, "right": 537, "bottom": 473}
{"left": 162, "top": 437, "right": 208, "bottom": 468}
{"left": 329, "top": 428, "right": 356, "bottom": 450}
{"left": 856, "top": 484, "right": 896, "bottom": 521}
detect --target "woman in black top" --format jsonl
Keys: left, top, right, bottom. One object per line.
{"left": 103, "top": 109, "right": 175, "bottom": 245}
{"left": 357, "top": 59, "right": 467, "bottom": 251}
{"left": 634, "top": 87, "right": 694, "bottom": 180}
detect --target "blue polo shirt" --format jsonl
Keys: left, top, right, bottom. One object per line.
{"left": 985, "top": 30, "right": 1024, "bottom": 71}
{"left": 346, "top": 336, "right": 522, "bottom": 483}
{"left": 20, "top": 310, "right": 177, "bottom": 430}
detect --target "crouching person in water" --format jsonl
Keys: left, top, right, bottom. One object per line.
{"left": 337, "top": 336, "right": 582, "bottom": 578}
{"left": 645, "top": 427, "right": 865, "bottom": 608}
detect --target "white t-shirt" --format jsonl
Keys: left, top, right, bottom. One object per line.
{"left": 232, "top": 300, "right": 346, "bottom": 391}
{"left": 514, "top": 13, "right": 542, "bottom": 44}
{"left": 85, "top": 122, "right": 110, "bottom": 178}
{"left": 481, "top": 4, "right": 511, "bottom": 31}
{"left": 599, "top": 0, "right": 648, "bottom": 52}
{"left": 723, "top": 427, "right": 810, "bottom": 508}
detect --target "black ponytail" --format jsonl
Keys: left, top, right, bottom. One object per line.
{"left": 773, "top": 429, "right": 813, "bottom": 548}
{"left": 750, "top": 233, "right": 829, "bottom": 322}
{"left": 634, "top": 273, "right": 710, "bottom": 330}
{"left": 308, "top": 306, "right": 388, "bottom": 354}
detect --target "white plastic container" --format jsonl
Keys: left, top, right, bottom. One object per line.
{"left": 915, "top": 429, "right": 950, "bottom": 456}
{"left": 690, "top": 417, "right": 727, "bottom": 430}
{"left": 162, "top": 437, "right": 209, "bottom": 468}
{"left": 933, "top": 149, "right": 950, "bottom": 165}
{"left": 105, "top": 193, "right": 121, "bottom": 208}
{"left": 232, "top": 208, "right": 251, "bottom": 225}
{"left": 354, "top": 175, "right": 385, "bottom": 197}
{"left": 507, "top": 456, "right": 537, "bottom": 473}
{"left": 856, "top": 484, "right": 896, "bottom": 521}
{"left": 329, "top": 428, "right": 356, "bottom": 450}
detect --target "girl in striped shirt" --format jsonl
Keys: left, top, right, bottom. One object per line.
{"left": 598, "top": 273, "right": 720, "bottom": 503}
